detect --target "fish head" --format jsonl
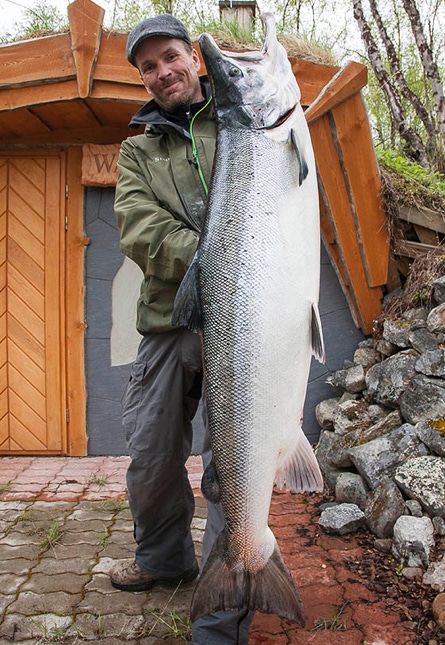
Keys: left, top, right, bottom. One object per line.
{"left": 199, "top": 13, "right": 301, "bottom": 130}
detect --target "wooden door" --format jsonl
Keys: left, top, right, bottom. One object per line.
{"left": 0, "top": 152, "right": 67, "bottom": 453}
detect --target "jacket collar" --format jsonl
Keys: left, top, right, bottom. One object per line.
{"left": 129, "top": 76, "right": 213, "bottom": 138}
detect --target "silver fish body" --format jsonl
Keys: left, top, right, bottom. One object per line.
{"left": 173, "top": 13, "right": 325, "bottom": 625}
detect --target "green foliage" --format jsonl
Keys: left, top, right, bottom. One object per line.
{"left": 37, "top": 519, "right": 64, "bottom": 552}
{"left": 377, "top": 148, "right": 445, "bottom": 195}
{"left": 149, "top": 610, "right": 192, "bottom": 640}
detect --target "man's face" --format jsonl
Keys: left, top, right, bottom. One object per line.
{"left": 135, "top": 35, "right": 203, "bottom": 111}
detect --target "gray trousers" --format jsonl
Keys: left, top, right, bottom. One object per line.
{"left": 123, "top": 329, "right": 254, "bottom": 645}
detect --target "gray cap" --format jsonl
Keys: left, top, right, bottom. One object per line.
{"left": 126, "top": 14, "right": 192, "bottom": 67}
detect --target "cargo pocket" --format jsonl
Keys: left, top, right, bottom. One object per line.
{"left": 122, "top": 361, "right": 147, "bottom": 442}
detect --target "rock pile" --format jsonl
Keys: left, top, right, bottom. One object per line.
{"left": 314, "top": 274, "right": 445, "bottom": 617}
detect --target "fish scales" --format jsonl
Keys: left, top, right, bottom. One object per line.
{"left": 172, "top": 12, "right": 325, "bottom": 626}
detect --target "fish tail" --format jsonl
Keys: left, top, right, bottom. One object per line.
{"left": 191, "top": 532, "right": 305, "bottom": 626}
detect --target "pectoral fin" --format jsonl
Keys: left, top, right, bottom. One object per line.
{"left": 311, "top": 302, "right": 325, "bottom": 364}
{"left": 291, "top": 129, "right": 309, "bottom": 186}
{"left": 172, "top": 255, "right": 203, "bottom": 332}
{"left": 201, "top": 460, "right": 220, "bottom": 504}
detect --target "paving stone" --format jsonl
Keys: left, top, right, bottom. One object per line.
{"left": 0, "top": 594, "right": 16, "bottom": 616}
{"left": 32, "top": 556, "right": 96, "bottom": 575}
{"left": 0, "top": 544, "right": 40, "bottom": 561}
{"left": 77, "top": 590, "right": 147, "bottom": 616}
{"left": 7, "top": 590, "right": 82, "bottom": 616}
{"left": 0, "top": 558, "right": 36, "bottom": 575}
{"left": 20, "top": 572, "right": 90, "bottom": 594}
{"left": 0, "top": 613, "right": 73, "bottom": 642}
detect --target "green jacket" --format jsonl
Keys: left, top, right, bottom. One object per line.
{"left": 115, "top": 84, "right": 216, "bottom": 333}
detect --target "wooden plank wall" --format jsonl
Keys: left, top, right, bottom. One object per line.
{"left": 306, "top": 64, "right": 389, "bottom": 334}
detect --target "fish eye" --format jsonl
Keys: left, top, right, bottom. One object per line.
{"left": 229, "top": 66, "right": 241, "bottom": 77}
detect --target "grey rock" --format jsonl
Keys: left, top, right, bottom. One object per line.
{"left": 318, "top": 503, "right": 366, "bottom": 535}
{"left": 415, "top": 349, "right": 445, "bottom": 377}
{"left": 323, "top": 468, "right": 345, "bottom": 492}
{"left": 327, "top": 364, "right": 366, "bottom": 394}
{"left": 358, "top": 338, "right": 374, "bottom": 349}
{"left": 399, "top": 374, "right": 445, "bottom": 424}
{"left": 353, "top": 347, "right": 379, "bottom": 367}
{"left": 333, "top": 399, "right": 371, "bottom": 436}
{"left": 335, "top": 472, "right": 368, "bottom": 510}
{"left": 395, "top": 456, "right": 445, "bottom": 519}
{"left": 315, "top": 430, "right": 338, "bottom": 473}
{"left": 368, "top": 404, "right": 388, "bottom": 424}
{"left": 382, "top": 318, "right": 411, "bottom": 348}
{"left": 375, "top": 338, "right": 397, "bottom": 357}
{"left": 433, "top": 275, "right": 445, "bottom": 305}
{"left": 315, "top": 397, "right": 339, "bottom": 430}
{"left": 408, "top": 326, "right": 438, "bottom": 353}
{"left": 374, "top": 538, "right": 393, "bottom": 553}
{"left": 325, "top": 432, "right": 354, "bottom": 469}
{"left": 365, "top": 480, "right": 406, "bottom": 538}
{"left": 433, "top": 516, "right": 445, "bottom": 536}
{"left": 405, "top": 499, "right": 423, "bottom": 517}
{"left": 318, "top": 502, "right": 338, "bottom": 512}
{"left": 361, "top": 409, "right": 403, "bottom": 443}
{"left": 392, "top": 515, "right": 434, "bottom": 567}
{"left": 348, "top": 423, "right": 428, "bottom": 489}
{"left": 427, "top": 303, "right": 445, "bottom": 333}
{"left": 423, "top": 558, "right": 445, "bottom": 592}
{"left": 415, "top": 419, "right": 445, "bottom": 457}
{"left": 365, "top": 351, "right": 418, "bottom": 407}
{"left": 402, "top": 307, "right": 428, "bottom": 324}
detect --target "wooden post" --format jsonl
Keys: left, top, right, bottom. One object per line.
{"left": 68, "top": 0, "right": 105, "bottom": 99}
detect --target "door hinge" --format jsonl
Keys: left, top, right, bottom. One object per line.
{"left": 65, "top": 215, "right": 68, "bottom": 231}
{"left": 65, "top": 184, "right": 69, "bottom": 199}
{"left": 66, "top": 408, "right": 70, "bottom": 423}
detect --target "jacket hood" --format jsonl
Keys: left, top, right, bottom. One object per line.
{"left": 129, "top": 77, "right": 212, "bottom": 136}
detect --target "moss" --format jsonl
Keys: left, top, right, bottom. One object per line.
{"left": 429, "top": 418, "right": 445, "bottom": 437}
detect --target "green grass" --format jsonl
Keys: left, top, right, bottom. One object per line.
{"left": 37, "top": 520, "right": 64, "bottom": 552}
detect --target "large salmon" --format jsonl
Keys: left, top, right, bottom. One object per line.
{"left": 173, "top": 13, "right": 325, "bottom": 625}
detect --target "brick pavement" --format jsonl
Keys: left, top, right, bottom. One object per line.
{"left": 0, "top": 456, "right": 419, "bottom": 644}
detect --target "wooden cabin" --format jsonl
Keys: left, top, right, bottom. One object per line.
{"left": 0, "top": 0, "right": 389, "bottom": 456}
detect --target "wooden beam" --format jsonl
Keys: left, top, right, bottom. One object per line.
{"left": 68, "top": 0, "right": 105, "bottom": 99}
{"left": 305, "top": 61, "right": 368, "bottom": 124}
{"left": 0, "top": 34, "right": 75, "bottom": 88}
{"left": 0, "top": 81, "right": 79, "bottom": 112}
{"left": 394, "top": 239, "right": 437, "bottom": 259}
{"left": 310, "top": 113, "right": 383, "bottom": 334}
{"left": 399, "top": 204, "right": 445, "bottom": 235}
{"left": 291, "top": 58, "right": 339, "bottom": 107}
{"left": 329, "top": 93, "right": 389, "bottom": 288}
{"left": 65, "top": 147, "right": 88, "bottom": 456}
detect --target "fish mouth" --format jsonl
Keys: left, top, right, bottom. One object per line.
{"left": 262, "top": 106, "right": 296, "bottom": 130}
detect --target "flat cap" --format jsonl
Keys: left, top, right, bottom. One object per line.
{"left": 126, "top": 14, "right": 192, "bottom": 67}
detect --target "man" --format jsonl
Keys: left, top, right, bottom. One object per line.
{"left": 111, "top": 14, "right": 254, "bottom": 645}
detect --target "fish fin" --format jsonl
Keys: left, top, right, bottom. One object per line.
{"left": 311, "top": 302, "right": 326, "bottom": 364}
{"left": 201, "top": 460, "right": 221, "bottom": 504}
{"left": 171, "top": 255, "right": 203, "bottom": 332}
{"left": 275, "top": 434, "right": 324, "bottom": 492}
{"left": 291, "top": 129, "right": 309, "bottom": 186}
{"left": 191, "top": 532, "right": 305, "bottom": 626}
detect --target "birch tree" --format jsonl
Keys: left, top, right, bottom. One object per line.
{"left": 353, "top": 0, "right": 445, "bottom": 171}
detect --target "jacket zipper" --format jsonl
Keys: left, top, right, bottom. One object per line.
{"left": 188, "top": 96, "right": 213, "bottom": 196}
